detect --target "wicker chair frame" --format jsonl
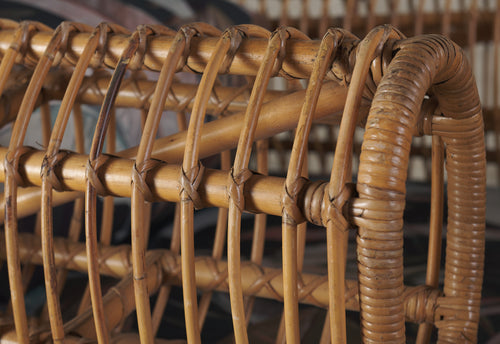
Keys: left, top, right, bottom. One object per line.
{"left": 0, "top": 19, "right": 487, "bottom": 344}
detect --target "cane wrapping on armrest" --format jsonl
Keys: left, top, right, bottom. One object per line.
{"left": 0, "top": 19, "right": 486, "bottom": 344}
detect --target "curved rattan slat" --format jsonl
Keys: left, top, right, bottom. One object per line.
{"left": 70, "top": 104, "right": 89, "bottom": 317}
{"left": 3, "top": 21, "right": 90, "bottom": 344}
{"left": 179, "top": 23, "right": 224, "bottom": 344}
{"left": 40, "top": 22, "right": 102, "bottom": 343}
{"left": 242, "top": 138, "right": 268, "bottom": 325}
{"left": 84, "top": 25, "right": 153, "bottom": 344}
{"left": 20, "top": 101, "right": 51, "bottom": 295}
{"left": 130, "top": 23, "right": 186, "bottom": 344}
{"left": 226, "top": 25, "right": 300, "bottom": 344}
{"left": 196, "top": 148, "right": 231, "bottom": 330}
{"left": 281, "top": 27, "right": 343, "bottom": 343}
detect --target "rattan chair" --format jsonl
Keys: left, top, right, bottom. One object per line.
{"left": 0, "top": 18, "right": 486, "bottom": 344}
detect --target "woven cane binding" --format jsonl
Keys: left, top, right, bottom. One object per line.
{"left": 0, "top": 20, "right": 486, "bottom": 344}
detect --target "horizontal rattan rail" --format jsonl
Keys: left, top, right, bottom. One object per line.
{"left": 0, "top": 27, "right": 356, "bottom": 78}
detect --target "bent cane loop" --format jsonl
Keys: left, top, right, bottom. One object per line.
{"left": 4, "top": 21, "right": 85, "bottom": 344}
{"left": 16, "top": 104, "right": 51, "bottom": 324}
{"left": 357, "top": 33, "right": 484, "bottom": 342}
{"left": 40, "top": 22, "right": 127, "bottom": 343}
{"left": 323, "top": 25, "right": 404, "bottom": 344}
{"left": 39, "top": 21, "right": 97, "bottom": 343}
{"left": 281, "top": 28, "right": 347, "bottom": 344}
{"left": 130, "top": 23, "right": 193, "bottom": 343}
{"left": 226, "top": 25, "right": 301, "bottom": 344}
{"left": 85, "top": 26, "right": 145, "bottom": 344}
{"left": 149, "top": 24, "right": 221, "bottom": 336}
{"left": 198, "top": 25, "right": 271, "bottom": 331}
{"left": 180, "top": 24, "right": 252, "bottom": 344}
{"left": 76, "top": 25, "right": 131, "bottom": 317}
{"left": 0, "top": 20, "right": 50, "bottom": 298}
{"left": 416, "top": 21, "right": 447, "bottom": 343}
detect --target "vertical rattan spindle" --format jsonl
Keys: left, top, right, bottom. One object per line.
{"left": 4, "top": 22, "right": 84, "bottom": 343}
{"left": 180, "top": 26, "right": 236, "bottom": 344}
{"left": 282, "top": 28, "right": 343, "bottom": 344}
{"left": 40, "top": 23, "right": 106, "bottom": 343}
{"left": 227, "top": 25, "right": 301, "bottom": 343}
{"left": 85, "top": 27, "right": 145, "bottom": 344}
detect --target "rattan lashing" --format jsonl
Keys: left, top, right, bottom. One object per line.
{"left": 0, "top": 19, "right": 486, "bottom": 344}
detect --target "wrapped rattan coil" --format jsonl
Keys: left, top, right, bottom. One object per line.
{"left": 0, "top": 20, "right": 486, "bottom": 343}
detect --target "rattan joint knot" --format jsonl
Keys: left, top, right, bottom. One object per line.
{"left": 132, "top": 159, "right": 164, "bottom": 203}
{"left": 4, "top": 146, "right": 35, "bottom": 187}
{"left": 11, "top": 21, "right": 52, "bottom": 67}
{"left": 50, "top": 22, "right": 93, "bottom": 67}
{"left": 282, "top": 176, "right": 308, "bottom": 225}
{"left": 86, "top": 154, "right": 111, "bottom": 197}
{"left": 228, "top": 167, "right": 254, "bottom": 213}
{"left": 177, "top": 23, "right": 222, "bottom": 74}
{"left": 41, "top": 149, "right": 71, "bottom": 191}
{"left": 128, "top": 25, "right": 175, "bottom": 71}
{"left": 321, "top": 182, "right": 355, "bottom": 231}
{"left": 179, "top": 162, "right": 205, "bottom": 209}
{"left": 272, "top": 26, "right": 310, "bottom": 79}
{"left": 218, "top": 26, "right": 246, "bottom": 75}
{"left": 404, "top": 285, "right": 441, "bottom": 324}
{"left": 90, "top": 22, "right": 129, "bottom": 69}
